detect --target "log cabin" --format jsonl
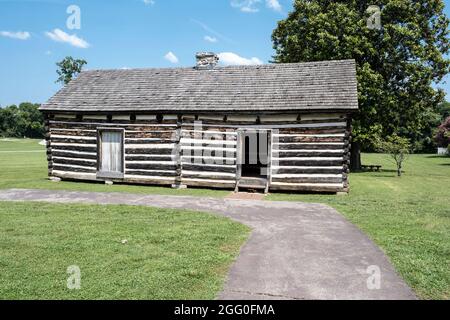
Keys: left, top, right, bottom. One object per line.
{"left": 40, "top": 53, "right": 359, "bottom": 193}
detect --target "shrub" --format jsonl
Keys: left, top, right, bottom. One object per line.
{"left": 376, "top": 134, "right": 411, "bottom": 177}
{"left": 434, "top": 116, "right": 450, "bottom": 148}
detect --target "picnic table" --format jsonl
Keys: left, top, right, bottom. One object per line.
{"left": 361, "top": 165, "right": 382, "bottom": 172}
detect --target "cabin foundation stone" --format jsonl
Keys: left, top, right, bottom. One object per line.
{"left": 171, "top": 184, "right": 187, "bottom": 189}
{"left": 49, "top": 176, "right": 61, "bottom": 182}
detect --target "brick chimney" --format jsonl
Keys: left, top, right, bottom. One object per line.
{"left": 195, "top": 52, "right": 219, "bottom": 69}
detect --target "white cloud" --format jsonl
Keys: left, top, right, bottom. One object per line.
{"left": 0, "top": 31, "right": 30, "bottom": 40}
{"left": 218, "top": 52, "right": 263, "bottom": 66}
{"left": 164, "top": 51, "right": 179, "bottom": 64}
{"left": 231, "top": 0, "right": 260, "bottom": 13}
{"left": 204, "top": 35, "right": 217, "bottom": 43}
{"left": 45, "top": 28, "right": 89, "bottom": 48}
{"left": 266, "top": 0, "right": 282, "bottom": 12}
{"left": 143, "top": 0, "right": 155, "bottom": 5}
{"left": 241, "top": 6, "right": 259, "bottom": 13}
{"left": 45, "top": 50, "right": 52, "bottom": 55}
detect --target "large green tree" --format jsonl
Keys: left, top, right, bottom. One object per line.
{"left": 272, "top": 0, "right": 449, "bottom": 162}
{"left": 56, "top": 56, "right": 87, "bottom": 85}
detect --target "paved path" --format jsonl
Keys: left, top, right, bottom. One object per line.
{"left": 0, "top": 188, "right": 416, "bottom": 300}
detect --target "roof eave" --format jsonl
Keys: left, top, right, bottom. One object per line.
{"left": 39, "top": 107, "right": 359, "bottom": 114}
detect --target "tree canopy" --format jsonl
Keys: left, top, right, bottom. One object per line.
{"left": 56, "top": 56, "right": 87, "bottom": 85}
{"left": 272, "top": 0, "right": 449, "bottom": 151}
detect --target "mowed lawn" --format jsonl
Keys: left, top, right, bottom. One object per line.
{"left": 1, "top": 138, "right": 449, "bottom": 299}
{"left": 268, "top": 153, "right": 450, "bottom": 300}
{"left": 0, "top": 201, "right": 249, "bottom": 299}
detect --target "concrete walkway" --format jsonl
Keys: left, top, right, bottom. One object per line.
{"left": 0, "top": 188, "right": 416, "bottom": 300}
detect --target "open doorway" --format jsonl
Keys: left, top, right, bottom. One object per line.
{"left": 239, "top": 130, "right": 270, "bottom": 178}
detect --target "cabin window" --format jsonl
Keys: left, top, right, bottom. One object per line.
{"left": 97, "top": 129, "right": 124, "bottom": 179}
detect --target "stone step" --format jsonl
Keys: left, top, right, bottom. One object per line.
{"left": 238, "top": 177, "right": 267, "bottom": 190}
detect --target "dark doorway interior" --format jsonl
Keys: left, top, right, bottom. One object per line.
{"left": 241, "top": 131, "right": 269, "bottom": 178}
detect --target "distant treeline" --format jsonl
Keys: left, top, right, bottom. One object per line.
{"left": 0, "top": 103, "right": 44, "bottom": 138}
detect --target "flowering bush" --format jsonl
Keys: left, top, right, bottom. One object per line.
{"left": 434, "top": 117, "right": 450, "bottom": 148}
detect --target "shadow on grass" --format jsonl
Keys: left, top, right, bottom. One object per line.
{"left": 350, "top": 169, "right": 404, "bottom": 178}
{"left": 368, "top": 174, "right": 402, "bottom": 178}
{"left": 351, "top": 169, "right": 398, "bottom": 174}
{"left": 380, "top": 169, "right": 399, "bottom": 173}
{"left": 425, "top": 155, "right": 449, "bottom": 159}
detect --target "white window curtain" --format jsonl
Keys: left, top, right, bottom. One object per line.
{"left": 100, "top": 131, "right": 123, "bottom": 173}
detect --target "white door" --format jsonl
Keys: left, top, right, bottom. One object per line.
{"left": 100, "top": 130, "right": 123, "bottom": 175}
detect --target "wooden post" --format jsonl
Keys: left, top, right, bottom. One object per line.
{"left": 172, "top": 114, "right": 186, "bottom": 189}
{"left": 235, "top": 129, "right": 243, "bottom": 192}
{"left": 343, "top": 114, "right": 352, "bottom": 192}
{"left": 264, "top": 129, "right": 272, "bottom": 194}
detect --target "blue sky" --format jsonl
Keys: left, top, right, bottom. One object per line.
{"left": 0, "top": 0, "right": 449, "bottom": 106}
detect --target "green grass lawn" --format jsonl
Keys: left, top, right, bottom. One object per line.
{"left": 0, "top": 201, "right": 249, "bottom": 299}
{"left": 267, "top": 153, "right": 450, "bottom": 300}
{"left": 1, "top": 138, "right": 449, "bottom": 299}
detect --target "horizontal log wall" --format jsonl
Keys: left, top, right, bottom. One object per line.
{"left": 48, "top": 115, "right": 178, "bottom": 185}
{"left": 46, "top": 112, "right": 351, "bottom": 193}
{"left": 180, "top": 117, "right": 238, "bottom": 189}
{"left": 180, "top": 113, "right": 349, "bottom": 192}
{"left": 270, "top": 114, "right": 350, "bottom": 193}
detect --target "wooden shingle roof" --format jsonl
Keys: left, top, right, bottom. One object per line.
{"left": 40, "top": 59, "right": 358, "bottom": 113}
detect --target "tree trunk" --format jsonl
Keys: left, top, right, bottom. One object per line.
{"left": 397, "top": 164, "right": 402, "bottom": 176}
{"left": 350, "top": 141, "right": 361, "bottom": 172}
